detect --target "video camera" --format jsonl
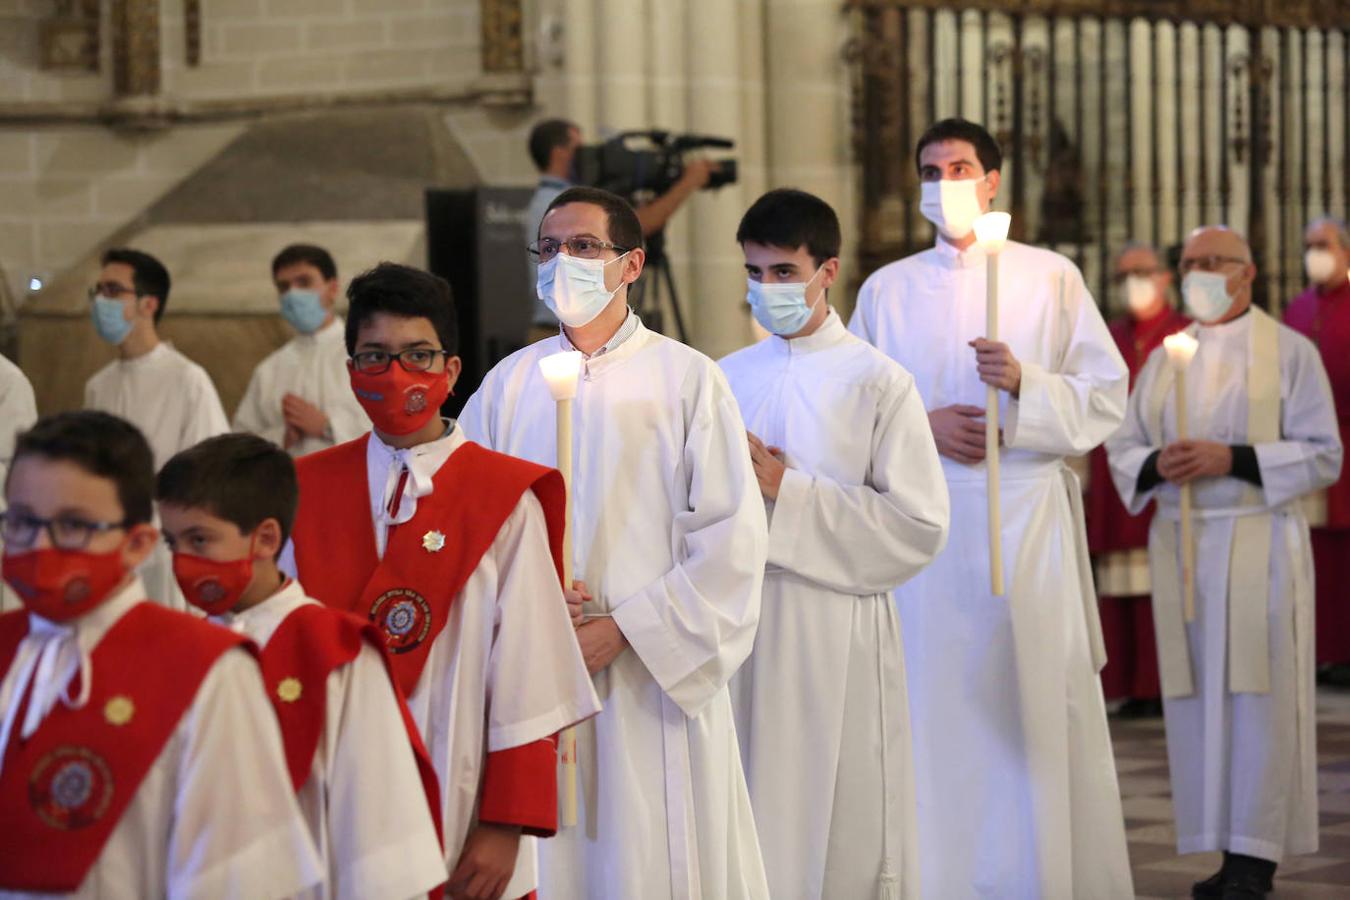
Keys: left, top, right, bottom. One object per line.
{"left": 573, "top": 130, "right": 738, "bottom": 198}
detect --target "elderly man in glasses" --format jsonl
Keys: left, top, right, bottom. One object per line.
{"left": 1107, "top": 225, "right": 1343, "bottom": 900}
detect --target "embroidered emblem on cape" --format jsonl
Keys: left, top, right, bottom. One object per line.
{"left": 276, "top": 677, "right": 303, "bottom": 703}
{"left": 405, "top": 390, "right": 428, "bottom": 415}
{"left": 103, "top": 696, "right": 134, "bottom": 726}
{"left": 422, "top": 530, "right": 446, "bottom": 553}
{"left": 29, "top": 746, "right": 114, "bottom": 830}
{"left": 369, "top": 588, "right": 432, "bottom": 654}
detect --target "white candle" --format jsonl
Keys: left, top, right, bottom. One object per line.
{"left": 974, "top": 212, "right": 1012, "bottom": 597}
{"left": 1162, "top": 331, "right": 1199, "bottom": 622}
{"left": 538, "top": 351, "right": 583, "bottom": 825}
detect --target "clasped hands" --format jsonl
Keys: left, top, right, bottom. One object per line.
{"left": 564, "top": 580, "right": 627, "bottom": 675}
{"left": 928, "top": 338, "right": 1021, "bottom": 465}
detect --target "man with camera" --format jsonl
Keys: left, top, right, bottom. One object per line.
{"left": 523, "top": 119, "right": 718, "bottom": 341}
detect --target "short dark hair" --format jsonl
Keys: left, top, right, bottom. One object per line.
{"left": 528, "top": 118, "right": 577, "bottom": 171}
{"left": 102, "top": 248, "right": 171, "bottom": 323}
{"left": 914, "top": 118, "right": 1003, "bottom": 175}
{"left": 542, "top": 186, "right": 645, "bottom": 255}
{"left": 271, "top": 244, "right": 337, "bottom": 281}
{"left": 736, "top": 189, "right": 841, "bottom": 267}
{"left": 344, "top": 262, "right": 458, "bottom": 356}
{"left": 156, "top": 433, "right": 298, "bottom": 553}
{"left": 9, "top": 411, "right": 155, "bottom": 526}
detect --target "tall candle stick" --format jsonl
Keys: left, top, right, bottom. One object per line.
{"left": 1163, "top": 332, "right": 1199, "bottom": 622}
{"left": 974, "top": 212, "right": 1011, "bottom": 597}
{"left": 539, "top": 350, "right": 584, "bottom": 826}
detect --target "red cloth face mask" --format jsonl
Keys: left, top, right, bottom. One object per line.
{"left": 349, "top": 365, "right": 450, "bottom": 436}
{"left": 173, "top": 551, "right": 255, "bottom": 616}
{"left": 2, "top": 547, "right": 129, "bottom": 622}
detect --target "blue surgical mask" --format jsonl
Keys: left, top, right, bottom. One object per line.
{"left": 537, "top": 252, "right": 628, "bottom": 328}
{"left": 91, "top": 295, "right": 133, "bottom": 346}
{"left": 1182, "top": 271, "right": 1234, "bottom": 323}
{"left": 746, "top": 267, "right": 824, "bottom": 336}
{"left": 280, "top": 289, "right": 328, "bottom": 334}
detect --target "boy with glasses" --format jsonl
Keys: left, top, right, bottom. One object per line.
{"left": 282, "top": 262, "right": 599, "bottom": 900}
{"left": 0, "top": 411, "right": 320, "bottom": 898}
{"left": 84, "top": 247, "right": 230, "bottom": 611}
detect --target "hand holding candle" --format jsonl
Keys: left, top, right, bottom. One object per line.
{"left": 1162, "top": 331, "right": 1199, "bottom": 622}
{"left": 974, "top": 211, "right": 1012, "bottom": 597}
{"left": 538, "top": 350, "right": 584, "bottom": 827}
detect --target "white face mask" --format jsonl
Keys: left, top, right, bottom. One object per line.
{"left": 1124, "top": 275, "right": 1160, "bottom": 317}
{"left": 537, "top": 251, "right": 629, "bottom": 328}
{"left": 919, "top": 178, "right": 984, "bottom": 240}
{"left": 1182, "top": 271, "right": 1235, "bottom": 323}
{"left": 746, "top": 267, "right": 824, "bottom": 336}
{"left": 1305, "top": 248, "right": 1339, "bottom": 284}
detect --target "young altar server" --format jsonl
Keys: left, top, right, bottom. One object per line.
{"left": 1107, "top": 225, "right": 1342, "bottom": 900}
{"left": 719, "top": 188, "right": 950, "bottom": 899}
{"left": 282, "top": 262, "right": 600, "bottom": 900}
{"left": 0, "top": 410, "right": 320, "bottom": 898}
{"left": 233, "top": 244, "right": 371, "bottom": 456}
{"left": 84, "top": 247, "right": 230, "bottom": 610}
{"left": 157, "top": 432, "right": 447, "bottom": 900}
{"left": 460, "top": 186, "right": 771, "bottom": 899}
{"left": 849, "top": 118, "right": 1134, "bottom": 899}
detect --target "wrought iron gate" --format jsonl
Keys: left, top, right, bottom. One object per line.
{"left": 845, "top": 1, "right": 1349, "bottom": 312}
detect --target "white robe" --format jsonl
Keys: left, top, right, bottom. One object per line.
{"left": 1106, "top": 312, "right": 1342, "bottom": 861}
{"left": 850, "top": 239, "right": 1134, "bottom": 899}
{"left": 718, "top": 309, "right": 949, "bottom": 900}
{"left": 0, "top": 356, "right": 38, "bottom": 614}
{"left": 0, "top": 579, "right": 322, "bottom": 899}
{"left": 233, "top": 318, "right": 371, "bottom": 457}
{"left": 281, "top": 423, "right": 601, "bottom": 898}
{"left": 211, "top": 581, "right": 447, "bottom": 900}
{"left": 460, "top": 320, "right": 771, "bottom": 900}
{"left": 85, "top": 343, "right": 231, "bottom": 613}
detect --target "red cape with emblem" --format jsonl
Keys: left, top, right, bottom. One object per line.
{"left": 290, "top": 435, "right": 566, "bottom": 697}
{"left": 259, "top": 600, "right": 444, "bottom": 846}
{"left": 0, "top": 603, "right": 248, "bottom": 893}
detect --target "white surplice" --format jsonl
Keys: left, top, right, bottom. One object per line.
{"left": 233, "top": 318, "right": 371, "bottom": 457}
{"left": 85, "top": 342, "right": 231, "bottom": 613}
{"left": 718, "top": 309, "right": 949, "bottom": 900}
{"left": 850, "top": 239, "right": 1134, "bottom": 899}
{"left": 0, "top": 578, "right": 322, "bottom": 899}
{"left": 460, "top": 319, "right": 771, "bottom": 900}
{"left": 0, "top": 356, "right": 38, "bottom": 614}
{"left": 211, "top": 580, "right": 446, "bottom": 900}
{"left": 281, "top": 422, "right": 601, "bottom": 899}
{"left": 1106, "top": 312, "right": 1342, "bottom": 861}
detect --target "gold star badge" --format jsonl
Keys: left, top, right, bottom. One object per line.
{"left": 276, "top": 677, "right": 303, "bottom": 703}
{"left": 103, "top": 695, "right": 135, "bottom": 726}
{"left": 422, "top": 530, "right": 446, "bottom": 553}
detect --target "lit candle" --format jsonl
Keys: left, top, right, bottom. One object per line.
{"left": 1162, "top": 331, "right": 1199, "bottom": 621}
{"left": 537, "top": 350, "right": 583, "bottom": 826}
{"left": 974, "top": 211, "right": 1012, "bottom": 597}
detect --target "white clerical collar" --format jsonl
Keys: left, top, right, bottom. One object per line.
{"left": 771, "top": 307, "right": 847, "bottom": 356}
{"left": 212, "top": 578, "right": 313, "bottom": 647}
{"left": 368, "top": 420, "right": 464, "bottom": 529}
{"left": 118, "top": 342, "right": 171, "bottom": 369}
{"left": 931, "top": 236, "right": 988, "bottom": 269}
{"left": 296, "top": 316, "right": 344, "bottom": 346}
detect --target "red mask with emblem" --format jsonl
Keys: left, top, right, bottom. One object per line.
{"left": 349, "top": 365, "right": 450, "bottom": 436}
{"left": 172, "top": 550, "right": 255, "bottom": 616}
{"left": 2, "top": 546, "right": 129, "bottom": 622}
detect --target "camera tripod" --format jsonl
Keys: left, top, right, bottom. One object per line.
{"left": 630, "top": 231, "right": 690, "bottom": 345}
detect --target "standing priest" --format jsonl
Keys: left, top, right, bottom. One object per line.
{"left": 1108, "top": 225, "right": 1342, "bottom": 899}
{"left": 849, "top": 118, "right": 1133, "bottom": 899}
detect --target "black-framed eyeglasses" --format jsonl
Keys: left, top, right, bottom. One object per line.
{"left": 1178, "top": 255, "right": 1248, "bottom": 275}
{"left": 527, "top": 237, "right": 630, "bottom": 263}
{"left": 0, "top": 510, "right": 129, "bottom": 551}
{"left": 87, "top": 283, "right": 139, "bottom": 301}
{"left": 350, "top": 348, "right": 450, "bottom": 375}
